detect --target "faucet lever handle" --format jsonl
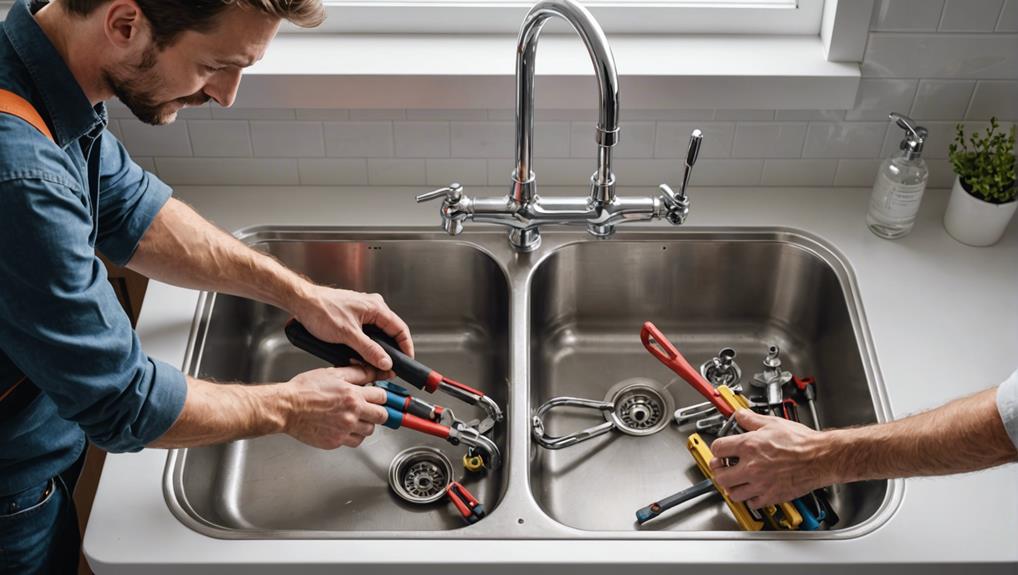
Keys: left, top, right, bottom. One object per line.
{"left": 416, "top": 182, "right": 463, "bottom": 203}
{"left": 678, "top": 129, "right": 703, "bottom": 201}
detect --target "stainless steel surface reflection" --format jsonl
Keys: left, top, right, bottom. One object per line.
{"left": 164, "top": 226, "right": 900, "bottom": 540}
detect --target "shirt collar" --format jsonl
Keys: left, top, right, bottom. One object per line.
{"left": 4, "top": 0, "right": 107, "bottom": 147}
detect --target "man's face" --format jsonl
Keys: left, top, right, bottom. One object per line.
{"left": 105, "top": 4, "right": 280, "bottom": 126}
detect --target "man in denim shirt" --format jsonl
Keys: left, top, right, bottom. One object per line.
{"left": 1, "top": 1, "right": 413, "bottom": 572}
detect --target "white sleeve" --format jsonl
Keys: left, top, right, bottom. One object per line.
{"left": 995, "top": 368, "right": 1018, "bottom": 449}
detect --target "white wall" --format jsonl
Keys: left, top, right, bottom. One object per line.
{"left": 113, "top": 0, "right": 1018, "bottom": 190}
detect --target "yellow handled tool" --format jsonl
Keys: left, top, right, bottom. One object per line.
{"left": 703, "top": 386, "right": 804, "bottom": 530}
{"left": 688, "top": 433, "right": 764, "bottom": 531}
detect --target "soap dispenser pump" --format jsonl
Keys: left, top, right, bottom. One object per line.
{"left": 866, "top": 112, "right": 929, "bottom": 239}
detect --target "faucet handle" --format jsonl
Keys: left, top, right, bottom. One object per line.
{"left": 416, "top": 182, "right": 463, "bottom": 203}
{"left": 678, "top": 129, "right": 703, "bottom": 201}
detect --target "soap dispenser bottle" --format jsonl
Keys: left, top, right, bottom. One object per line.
{"left": 866, "top": 113, "right": 929, "bottom": 239}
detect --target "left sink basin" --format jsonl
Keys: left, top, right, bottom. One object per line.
{"left": 164, "top": 228, "right": 511, "bottom": 537}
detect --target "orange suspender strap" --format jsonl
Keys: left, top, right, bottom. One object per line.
{"left": 0, "top": 89, "right": 51, "bottom": 404}
{"left": 0, "top": 88, "right": 54, "bottom": 142}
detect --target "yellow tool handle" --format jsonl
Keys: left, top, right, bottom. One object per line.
{"left": 687, "top": 433, "right": 764, "bottom": 531}
{"left": 712, "top": 386, "right": 804, "bottom": 530}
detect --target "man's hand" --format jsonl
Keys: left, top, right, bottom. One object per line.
{"left": 283, "top": 365, "right": 390, "bottom": 449}
{"left": 293, "top": 285, "right": 415, "bottom": 372}
{"left": 708, "top": 409, "right": 830, "bottom": 508}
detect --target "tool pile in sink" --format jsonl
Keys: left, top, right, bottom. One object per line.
{"left": 531, "top": 321, "right": 839, "bottom": 531}
{"left": 285, "top": 320, "right": 502, "bottom": 525}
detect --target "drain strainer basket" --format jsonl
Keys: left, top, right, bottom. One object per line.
{"left": 604, "top": 378, "right": 675, "bottom": 436}
{"left": 388, "top": 446, "right": 453, "bottom": 504}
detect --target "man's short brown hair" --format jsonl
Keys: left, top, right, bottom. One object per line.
{"left": 61, "top": 0, "right": 325, "bottom": 47}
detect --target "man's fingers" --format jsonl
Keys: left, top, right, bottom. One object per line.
{"left": 711, "top": 464, "right": 750, "bottom": 491}
{"left": 349, "top": 421, "right": 376, "bottom": 437}
{"left": 351, "top": 332, "right": 393, "bottom": 371}
{"left": 371, "top": 306, "right": 415, "bottom": 358}
{"left": 329, "top": 364, "right": 377, "bottom": 386}
{"left": 727, "top": 483, "right": 763, "bottom": 503}
{"left": 710, "top": 435, "right": 743, "bottom": 459}
{"left": 735, "top": 408, "right": 769, "bottom": 431}
{"left": 358, "top": 399, "right": 389, "bottom": 425}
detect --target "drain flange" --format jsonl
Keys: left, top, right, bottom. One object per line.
{"left": 388, "top": 446, "right": 453, "bottom": 504}
{"left": 604, "top": 378, "right": 675, "bottom": 436}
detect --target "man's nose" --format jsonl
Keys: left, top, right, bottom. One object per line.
{"left": 204, "top": 68, "right": 243, "bottom": 108}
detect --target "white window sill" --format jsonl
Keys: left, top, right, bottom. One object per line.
{"left": 238, "top": 33, "right": 860, "bottom": 111}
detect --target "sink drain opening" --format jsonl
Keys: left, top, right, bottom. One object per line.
{"left": 604, "top": 378, "right": 675, "bottom": 436}
{"left": 388, "top": 446, "right": 453, "bottom": 504}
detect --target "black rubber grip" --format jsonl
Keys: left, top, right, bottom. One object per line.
{"left": 284, "top": 319, "right": 433, "bottom": 391}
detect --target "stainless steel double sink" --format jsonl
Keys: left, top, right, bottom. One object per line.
{"left": 164, "top": 226, "right": 900, "bottom": 539}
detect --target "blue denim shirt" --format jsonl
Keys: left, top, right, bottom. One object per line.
{"left": 0, "top": 0, "right": 187, "bottom": 496}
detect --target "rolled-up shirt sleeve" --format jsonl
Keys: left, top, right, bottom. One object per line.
{"left": 96, "top": 129, "right": 174, "bottom": 266}
{"left": 0, "top": 175, "right": 186, "bottom": 453}
{"left": 996, "top": 368, "right": 1018, "bottom": 450}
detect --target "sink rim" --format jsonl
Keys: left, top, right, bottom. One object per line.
{"left": 163, "top": 225, "right": 903, "bottom": 541}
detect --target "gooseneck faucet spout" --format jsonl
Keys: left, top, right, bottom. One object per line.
{"left": 416, "top": 0, "right": 702, "bottom": 252}
{"left": 513, "top": 0, "right": 620, "bottom": 206}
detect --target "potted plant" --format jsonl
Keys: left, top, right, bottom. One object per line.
{"left": 944, "top": 118, "right": 1017, "bottom": 246}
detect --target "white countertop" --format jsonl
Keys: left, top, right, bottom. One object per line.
{"left": 84, "top": 185, "right": 1018, "bottom": 573}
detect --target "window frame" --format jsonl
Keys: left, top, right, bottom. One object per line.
{"left": 297, "top": 0, "right": 825, "bottom": 35}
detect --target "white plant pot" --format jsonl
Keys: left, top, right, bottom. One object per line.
{"left": 943, "top": 177, "right": 1017, "bottom": 246}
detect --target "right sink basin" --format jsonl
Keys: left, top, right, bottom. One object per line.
{"left": 528, "top": 231, "right": 893, "bottom": 533}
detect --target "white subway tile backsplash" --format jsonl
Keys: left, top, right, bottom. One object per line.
{"left": 804, "top": 123, "right": 888, "bottom": 158}
{"left": 211, "top": 108, "right": 296, "bottom": 120}
{"left": 572, "top": 121, "right": 654, "bottom": 159}
{"left": 367, "top": 159, "right": 427, "bottom": 185}
{"left": 834, "top": 159, "right": 882, "bottom": 187}
{"left": 133, "top": 157, "right": 156, "bottom": 173}
{"left": 324, "top": 122, "right": 394, "bottom": 158}
{"left": 394, "top": 122, "right": 451, "bottom": 158}
{"left": 350, "top": 109, "right": 406, "bottom": 121}
{"left": 999, "top": 0, "right": 1018, "bottom": 31}
{"left": 451, "top": 122, "right": 514, "bottom": 159}
{"left": 535, "top": 122, "right": 572, "bottom": 159}
{"left": 533, "top": 159, "right": 599, "bottom": 186}
{"left": 535, "top": 109, "right": 599, "bottom": 122}
{"left": 845, "top": 79, "right": 917, "bottom": 121}
{"left": 926, "top": 159, "right": 958, "bottom": 188}
{"left": 966, "top": 81, "right": 1018, "bottom": 120}
{"left": 626, "top": 109, "right": 715, "bottom": 121}
{"left": 688, "top": 160, "right": 763, "bottom": 186}
{"left": 406, "top": 109, "right": 487, "bottom": 121}
{"left": 426, "top": 159, "right": 488, "bottom": 186}
{"left": 105, "top": 120, "right": 122, "bottom": 141}
{"left": 871, "top": 0, "right": 946, "bottom": 31}
{"left": 656, "top": 122, "right": 734, "bottom": 158}
{"left": 910, "top": 80, "right": 976, "bottom": 120}
{"left": 732, "top": 123, "right": 807, "bottom": 158}
{"left": 487, "top": 109, "right": 515, "bottom": 121}
{"left": 155, "top": 158, "right": 298, "bottom": 185}
{"left": 940, "top": 0, "right": 1005, "bottom": 31}
{"left": 761, "top": 160, "right": 837, "bottom": 186}
{"left": 295, "top": 109, "right": 350, "bottom": 121}
{"left": 251, "top": 121, "right": 324, "bottom": 158}
{"left": 120, "top": 119, "right": 191, "bottom": 156}
{"left": 188, "top": 120, "right": 252, "bottom": 157}
{"left": 863, "top": 33, "right": 1018, "bottom": 79}
{"left": 774, "top": 110, "right": 846, "bottom": 121}
{"left": 715, "top": 110, "right": 775, "bottom": 121}
{"left": 297, "top": 159, "right": 368, "bottom": 186}
{"left": 613, "top": 159, "right": 680, "bottom": 187}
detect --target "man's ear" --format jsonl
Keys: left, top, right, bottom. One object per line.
{"left": 103, "top": 0, "right": 148, "bottom": 50}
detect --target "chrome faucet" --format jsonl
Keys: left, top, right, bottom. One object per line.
{"left": 416, "top": 0, "right": 703, "bottom": 252}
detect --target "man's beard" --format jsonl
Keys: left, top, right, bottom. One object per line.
{"left": 104, "top": 46, "right": 210, "bottom": 126}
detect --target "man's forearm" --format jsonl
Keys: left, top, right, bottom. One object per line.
{"left": 128, "top": 198, "right": 309, "bottom": 312}
{"left": 816, "top": 388, "right": 1017, "bottom": 484}
{"left": 150, "top": 377, "right": 290, "bottom": 448}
